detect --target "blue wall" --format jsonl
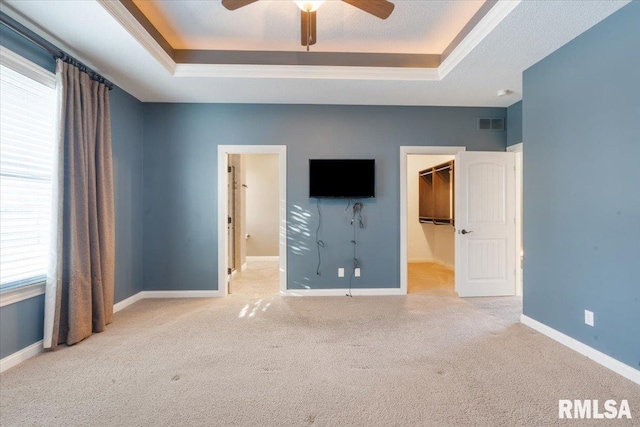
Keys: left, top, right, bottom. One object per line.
{"left": 111, "top": 87, "right": 145, "bottom": 303}
{"left": 143, "top": 104, "right": 506, "bottom": 291}
{"left": 523, "top": 2, "right": 640, "bottom": 369}
{"left": 507, "top": 101, "right": 522, "bottom": 147}
{"left": 0, "top": 295, "right": 45, "bottom": 359}
{"left": 0, "top": 28, "right": 144, "bottom": 359}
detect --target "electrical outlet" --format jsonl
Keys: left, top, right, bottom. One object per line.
{"left": 354, "top": 268, "right": 361, "bottom": 277}
{"left": 338, "top": 268, "right": 345, "bottom": 278}
{"left": 585, "top": 310, "right": 594, "bottom": 327}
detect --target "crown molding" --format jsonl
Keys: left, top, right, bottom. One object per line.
{"left": 439, "top": 0, "right": 521, "bottom": 79}
{"left": 173, "top": 63, "right": 440, "bottom": 81}
{"left": 96, "top": 0, "right": 175, "bottom": 74}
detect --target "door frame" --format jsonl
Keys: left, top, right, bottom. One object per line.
{"left": 507, "top": 142, "right": 523, "bottom": 296}
{"left": 217, "top": 145, "right": 287, "bottom": 296}
{"left": 399, "top": 146, "right": 466, "bottom": 294}
{"left": 227, "top": 163, "right": 236, "bottom": 275}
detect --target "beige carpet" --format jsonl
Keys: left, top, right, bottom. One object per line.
{"left": 1, "top": 262, "right": 638, "bottom": 426}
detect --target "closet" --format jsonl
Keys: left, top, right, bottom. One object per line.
{"left": 418, "top": 160, "right": 454, "bottom": 225}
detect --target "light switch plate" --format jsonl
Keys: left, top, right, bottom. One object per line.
{"left": 338, "top": 268, "right": 345, "bottom": 278}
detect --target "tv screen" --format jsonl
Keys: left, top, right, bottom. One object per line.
{"left": 309, "top": 159, "right": 375, "bottom": 198}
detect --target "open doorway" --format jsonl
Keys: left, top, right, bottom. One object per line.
{"left": 406, "top": 154, "right": 457, "bottom": 295}
{"left": 218, "top": 146, "right": 287, "bottom": 297}
{"left": 234, "top": 153, "right": 280, "bottom": 295}
{"left": 401, "top": 146, "right": 519, "bottom": 299}
{"left": 400, "top": 147, "right": 465, "bottom": 294}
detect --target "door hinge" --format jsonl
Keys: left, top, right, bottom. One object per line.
{"left": 228, "top": 216, "right": 232, "bottom": 224}
{"left": 228, "top": 166, "right": 232, "bottom": 173}
{"left": 227, "top": 268, "right": 232, "bottom": 275}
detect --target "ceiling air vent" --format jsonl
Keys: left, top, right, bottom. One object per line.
{"left": 478, "top": 118, "right": 504, "bottom": 131}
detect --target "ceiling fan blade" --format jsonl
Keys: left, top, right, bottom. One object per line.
{"left": 342, "top": 0, "right": 394, "bottom": 19}
{"left": 221, "top": 0, "right": 260, "bottom": 11}
{"left": 300, "top": 10, "right": 317, "bottom": 47}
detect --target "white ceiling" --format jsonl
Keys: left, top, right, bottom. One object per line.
{"left": 132, "top": 0, "right": 484, "bottom": 53}
{"left": 0, "top": 0, "right": 630, "bottom": 106}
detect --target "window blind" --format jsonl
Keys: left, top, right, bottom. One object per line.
{"left": 0, "top": 62, "right": 57, "bottom": 292}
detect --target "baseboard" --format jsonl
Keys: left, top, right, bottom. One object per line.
{"left": 285, "top": 288, "right": 404, "bottom": 297}
{"left": 434, "top": 260, "right": 454, "bottom": 270}
{"left": 0, "top": 340, "right": 43, "bottom": 373}
{"left": 246, "top": 256, "right": 279, "bottom": 262}
{"left": 113, "top": 292, "right": 144, "bottom": 313}
{"left": 520, "top": 314, "right": 640, "bottom": 385}
{"left": 408, "top": 258, "right": 434, "bottom": 263}
{"left": 241, "top": 263, "right": 247, "bottom": 272}
{"left": 407, "top": 259, "right": 454, "bottom": 270}
{"left": 141, "top": 290, "right": 223, "bottom": 298}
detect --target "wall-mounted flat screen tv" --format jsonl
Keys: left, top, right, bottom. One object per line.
{"left": 309, "top": 159, "right": 375, "bottom": 198}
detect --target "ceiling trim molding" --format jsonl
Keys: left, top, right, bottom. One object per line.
{"left": 96, "top": 0, "right": 175, "bottom": 74}
{"left": 173, "top": 63, "right": 440, "bottom": 81}
{"left": 439, "top": 0, "right": 521, "bottom": 79}
{"left": 441, "top": 0, "right": 497, "bottom": 62}
{"left": 119, "top": 0, "right": 175, "bottom": 58}
{"left": 175, "top": 50, "right": 441, "bottom": 68}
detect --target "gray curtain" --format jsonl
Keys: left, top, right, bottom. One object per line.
{"left": 44, "top": 59, "right": 115, "bottom": 349}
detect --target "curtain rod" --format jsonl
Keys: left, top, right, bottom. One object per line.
{"left": 0, "top": 11, "right": 114, "bottom": 90}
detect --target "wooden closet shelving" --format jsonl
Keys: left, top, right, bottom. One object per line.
{"left": 418, "top": 160, "right": 454, "bottom": 225}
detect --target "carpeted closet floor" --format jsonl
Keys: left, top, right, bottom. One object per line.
{"left": 1, "top": 262, "right": 638, "bottom": 426}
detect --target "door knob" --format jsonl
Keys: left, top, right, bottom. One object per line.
{"left": 461, "top": 229, "right": 473, "bottom": 235}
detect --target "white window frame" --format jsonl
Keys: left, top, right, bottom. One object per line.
{"left": 0, "top": 46, "right": 56, "bottom": 307}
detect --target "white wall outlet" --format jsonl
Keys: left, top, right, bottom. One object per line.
{"left": 584, "top": 310, "right": 594, "bottom": 327}
{"left": 354, "top": 268, "right": 361, "bottom": 277}
{"left": 338, "top": 268, "right": 345, "bottom": 278}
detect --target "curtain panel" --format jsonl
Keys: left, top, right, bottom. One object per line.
{"left": 44, "top": 60, "right": 115, "bottom": 349}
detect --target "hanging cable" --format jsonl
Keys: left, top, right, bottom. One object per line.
{"left": 315, "top": 199, "right": 325, "bottom": 275}
{"left": 347, "top": 201, "right": 364, "bottom": 297}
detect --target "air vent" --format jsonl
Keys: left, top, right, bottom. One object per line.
{"left": 477, "top": 117, "right": 504, "bottom": 131}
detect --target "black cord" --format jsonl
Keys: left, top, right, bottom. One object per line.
{"left": 316, "top": 199, "right": 325, "bottom": 276}
{"left": 344, "top": 199, "right": 351, "bottom": 212}
{"left": 347, "top": 201, "right": 363, "bottom": 297}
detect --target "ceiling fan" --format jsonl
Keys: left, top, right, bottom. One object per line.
{"left": 221, "top": 0, "right": 395, "bottom": 51}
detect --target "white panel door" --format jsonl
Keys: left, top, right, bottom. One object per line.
{"left": 455, "top": 152, "right": 515, "bottom": 297}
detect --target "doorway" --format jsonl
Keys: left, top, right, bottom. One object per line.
{"left": 406, "top": 153, "right": 457, "bottom": 295}
{"left": 400, "top": 147, "right": 465, "bottom": 294}
{"left": 218, "top": 146, "right": 287, "bottom": 296}
{"left": 400, "top": 146, "right": 518, "bottom": 297}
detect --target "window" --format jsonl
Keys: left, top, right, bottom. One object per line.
{"left": 0, "top": 47, "right": 57, "bottom": 295}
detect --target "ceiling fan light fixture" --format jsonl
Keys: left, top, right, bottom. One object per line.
{"left": 294, "top": 1, "right": 324, "bottom": 12}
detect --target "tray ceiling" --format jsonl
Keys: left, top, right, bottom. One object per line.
{"left": 132, "top": 0, "right": 485, "bottom": 54}
{"left": 0, "top": 0, "right": 630, "bottom": 106}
